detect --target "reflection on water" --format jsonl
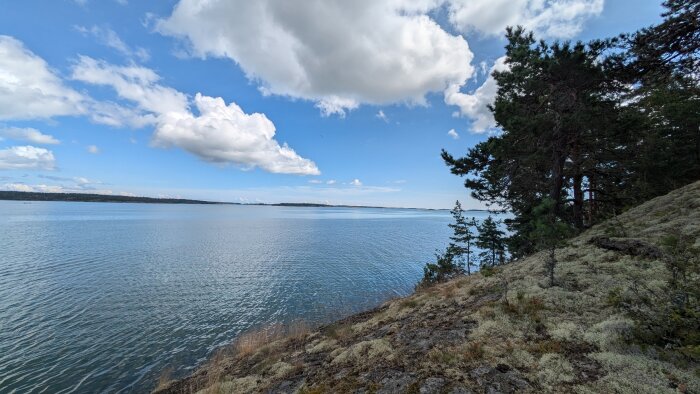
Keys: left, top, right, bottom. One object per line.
{"left": 0, "top": 201, "right": 490, "bottom": 392}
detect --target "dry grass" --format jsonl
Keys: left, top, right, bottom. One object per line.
{"left": 231, "top": 320, "right": 311, "bottom": 358}
{"left": 153, "top": 366, "right": 174, "bottom": 392}
{"left": 233, "top": 324, "right": 287, "bottom": 357}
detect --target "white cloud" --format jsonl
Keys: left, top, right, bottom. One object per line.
{"left": 0, "top": 145, "right": 56, "bottom": 170}
{"left": 447, "top": 128, "right": 459, "bottom": 139}
{"left": 376, "top": 110, "right": 389, "bottom": 123}
{"left": 1, "top": 182, "right": 124, "bottom": 195}
{"left": 326, "top": 179, "right": 336, "bottom": 185}
{"left": 75, "top": 25, "right": 150, "bottom": 62}
{"left": 0, "top": 36, "right": 148, "bottom": 128}
{"left": 72, "top": 56, "right": 319, "bottom": 175}
{"left": 445, "top": 56, "right": 508, "bottom": 133}
{"left": 447, "top": 0, "right": 604, "bottom": 38}
{"left": 2, "top": 183, "right": 34, "bottom": 192}
{"left": 350, "top": 179, "right": 362, "bottom": 187}
{"left": 0, "top": 36, "right": 86, "bottom": 120}
{"left": 0, "top": 126, "right": 60, "bottom": 144}
{"left": 156, "top": 0, "right": 604, "bottom": 117}
{"left": 157, "top": 0, "right": 474, "bottom": 116}
{"left": 72, "top": 56, "right": 189, "bottom": 116}
{"left": 87, "top": 145, "right": 100, "bottom": 154}
{"left": 154, "top": 94, "right": 320, "bottom": 175}
{"left": 308, "top": 179, "right": 322, "bottom": 184}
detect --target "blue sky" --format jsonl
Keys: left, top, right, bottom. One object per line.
{"left": 0, "top": 1, "right": 664, "bottom": 208}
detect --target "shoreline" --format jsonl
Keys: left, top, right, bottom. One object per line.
{"left": 0, "top": 190, "right": 483, "bottom": 211}
{"left": 154, "top": 181, "right": 700, "bottom": 393}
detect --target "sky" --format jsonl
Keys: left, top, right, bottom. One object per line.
{"left": 0, "top": 0, "right": 664, "bottom": 209}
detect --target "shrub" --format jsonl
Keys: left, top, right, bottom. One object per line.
{"left": 418, "top": 249, "right": 464, "bottom": 288}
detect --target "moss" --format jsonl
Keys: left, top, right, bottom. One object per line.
{"left": 399, "top": 298, "right": 419, "bottom": 310}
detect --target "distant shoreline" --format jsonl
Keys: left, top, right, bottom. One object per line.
{"left": 0, "top": 190, "right": 486, "bottom": 212}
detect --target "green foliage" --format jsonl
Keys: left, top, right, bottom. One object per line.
{"left": 442, "top": 3, "right": 700, "bottom": 258}
{"left": 476, "top": 216, "right": 507, "bottom": 267}
{"left": 419, "top": 249, "right": 464, "bottom": 288}
{"left": 479, "top": 266, "right": 496, "bottom": 277}
{"left": 529, "top": 198, "right": 574, "bottom": 286}
{"left": 448, "top": 200, "right": 478, "bottom": 274}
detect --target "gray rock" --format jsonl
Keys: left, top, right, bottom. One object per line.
{"left": 419, "top": 377, "right": 446, "bottom": 393}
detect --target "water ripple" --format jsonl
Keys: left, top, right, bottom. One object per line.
{"left": 0, "top": 201, "right": 491, "bottom": 393}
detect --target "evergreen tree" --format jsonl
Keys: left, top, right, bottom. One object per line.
{"left": 447, "top": 200, "right": 477, "bottom": 274}
{"left": 443, "top": 27, "right": 621, "bottom": 257}
{"left": 476, "top": 216, "right": 506, "bottom": 267}
{"left": 529, "top": 198, "right": 573, "bottom": 286}
{"left": 442, "top": 6, "right": 700, "bottom": 257}
{"left": 419, "top": 249, "right": 463, "bottom": 287}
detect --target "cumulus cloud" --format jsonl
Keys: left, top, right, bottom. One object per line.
{"left": 350, "top": 179, "right": 363, "bottom": 187}
{"left": 447, "top": 128, "right": 460, "bottom": 139}
{"left": 75, "top": 25, "right": 150, "bottom": 61}
{"left": 0, "top": 36, "right": 151, "bottom": 128}
{"left": 0, "top": 126, "right": 60, "bottom": 144}
{"left": 157, "top": 0, "right": 474, "bottom": 116}
{"left": 445, "top": 56, "right": 508, "bottom": 133}
{"left": 0, "top": 36, "right": 86, "bottom": 120}
{"left": 447, "top": 0, "right": 604, "bottom": 38}
{"left": 156, "top": 0, "right": 604, "bottom": 116}
{"left": 153, "top": 94, "right": 319, "bottom": 175}
{"left": 72, "top": 56, "right": 319, "bottom": 175}
{"left": 0, "top": 145, "right": 56, "bottom": 170}
{"left": 87, "top": 145, "right": 100, "bottom": 154}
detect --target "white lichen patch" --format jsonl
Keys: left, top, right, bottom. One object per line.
{"left": 206, "top": 376, "right": 261, "bottom": 394}
{"left": 267, "top": 361, "right": 295, "bottom": 379}
{"left": 581, "top": 352, "right": 700, "bottom": 394}
{"left": 331, "top": 339, "right": 394, "bottom": 365}
{"left": 305, "top": 339, "right": 338, "bottom": 354}
{"left": 537, "top": 353, "right": 575, "bottom": 388}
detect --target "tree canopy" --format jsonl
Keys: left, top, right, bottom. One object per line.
{"left": 443, "top": 1, "right": 699, "bottom": 258}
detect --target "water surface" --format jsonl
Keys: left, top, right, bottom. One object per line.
{"left": 0, "top": 201, "right": 490, "bottom": 393}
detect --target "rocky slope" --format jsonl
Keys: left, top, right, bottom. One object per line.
{"left": 156, "top": 181, "right": 700, "bottom": 393}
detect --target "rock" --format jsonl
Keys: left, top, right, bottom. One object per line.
{"left": 588, "top": 236, "right": 663, "bottom": 259}
{"left": 377, "top": 370, "right": 415, "bottom": 394}
{"left": 419, "top": 377, "right": 446, "bottom": 393}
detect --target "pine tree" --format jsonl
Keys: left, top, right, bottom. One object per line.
{"left": 447, "top": 200, "right": 477, "bottom": 274}
{"left": 476, "top": 216, "right": 506, "bottom": 268}
{"left": 529, "top": 198, "right": 573, "bottom": 286}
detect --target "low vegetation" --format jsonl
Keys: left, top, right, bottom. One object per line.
{"left": 155, "top": 181, "right": 700, "bottom": 393}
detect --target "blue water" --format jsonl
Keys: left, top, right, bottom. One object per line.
{"left": 0, "top": 201, "right": 490, "bottom": 393}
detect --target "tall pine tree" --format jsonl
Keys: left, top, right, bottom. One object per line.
{"left": 447, "top": 201, "right": 477, "bottom": 274}
{"left": 476, "top": 216, "right": 506, "bottom": 267}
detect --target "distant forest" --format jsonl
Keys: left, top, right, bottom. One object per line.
{"left": 0, "top": 190, "right": 457, "bottom": 210}
{"left": 0, "top": 191, "right": 217, "bottom": 204}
